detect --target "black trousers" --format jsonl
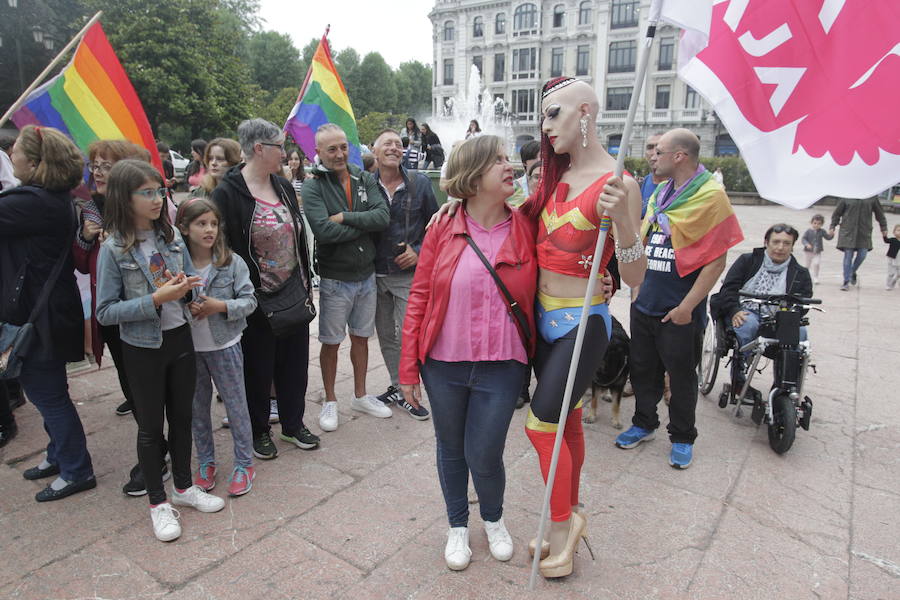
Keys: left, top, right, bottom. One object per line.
{"left": 532, "top": 315, "right": 609, "bottom": 424}
{"left": 100, "top": 324, "right": 135, "bottom": 405}
{"left": 0, "top": 380, "right": 18, "bottom": 425}
{"left": 242, "top": 309, "right": 309, "bottom": 438}
{"left": 629, "top": 305, "right": 703, "bottom": 444}
{"left": 122, "top": 325, "right": 195, "bottom": 505}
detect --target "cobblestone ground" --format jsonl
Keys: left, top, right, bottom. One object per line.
{"left": 1, "top": 204, "right": 898, "bottom": 600}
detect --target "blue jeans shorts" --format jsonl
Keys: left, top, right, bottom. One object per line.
{"left": 318, "top": 274, "right": 377, "bottom": 344}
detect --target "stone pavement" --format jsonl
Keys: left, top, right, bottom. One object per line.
{"left": 1, "top": 204, "right": 898, "bottom": 600}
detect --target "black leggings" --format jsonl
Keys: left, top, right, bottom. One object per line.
{"left": 100, "top": 324, "right": 135, "bottom": 405}
{"left": 531, "top": 315, "right": 609, "bottom": 424}
{"left": 122, "top": 324, "right": 195, "bottom": 505}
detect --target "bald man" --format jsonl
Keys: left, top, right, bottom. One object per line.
{"left": 615, "top": 128, "right": 743, "bottom": 469}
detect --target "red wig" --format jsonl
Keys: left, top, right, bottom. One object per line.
{"left": 521, "top": 77, "right": 577, "bottom": 220}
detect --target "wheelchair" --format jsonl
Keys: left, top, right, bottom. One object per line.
{"left": 698, "top": 291, "right": 822, "bottom": 454}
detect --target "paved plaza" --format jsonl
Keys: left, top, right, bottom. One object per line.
{"left": 1, "top": 204, "right": 898, "bottom": 600}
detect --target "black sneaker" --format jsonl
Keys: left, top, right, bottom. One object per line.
{"left": 397, "top": 397, "right": 430, "bottom": 421}
{"left": 516, "top": 387, "right": 531, "bottom": 409}
{"left": 376, "top": 385, "right": 402, "bottom": 406}
{"left": 279, "top": 426, "right": 320, "bottom": 450}
{"left": 115, "top": 401, "right": 133, "bottom": 416}
{"left": 122, "top": 463, "right": 171, "bottom": 497}
{"left": 253, "top": 432, "right": 278, "bottom": 460}
{"left": 850, "top": 272, "right": 858, "bottom": 285}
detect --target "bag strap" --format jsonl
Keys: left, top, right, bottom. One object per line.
{"left": 463, "top": 233, "right": 531, "bottom": 343}
{"left": 27, "top": 199, "right": 76, "bottom": 324}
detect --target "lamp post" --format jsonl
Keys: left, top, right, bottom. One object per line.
{"left": 6, "top": 0, "right": 53, "bottom": 96}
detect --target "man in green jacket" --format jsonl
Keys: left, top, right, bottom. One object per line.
{"left": 302, "top": 124, "right": 391, "bottom": 432}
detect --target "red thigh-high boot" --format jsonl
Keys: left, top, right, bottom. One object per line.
{"left": 565, "top": 407, "right": 585, "bottom": 509}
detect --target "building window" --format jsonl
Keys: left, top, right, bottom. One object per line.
{"left": 550, "top": 47, "right": 564, "bottom": 77}
{"left": 553, "top": 4, "right": 565, "bottom": 28}
{"left": 473, "top": 16, "right": 484, "bottom": 38}
{"left": 442, "top": 96, "right": 452, "bottom": 116}
{"left": 611, "top": 0, "right": 639, "bottom": 29}
{"left": 655, "top": 84, "right": 670, "bottom": 109}
{"left": 658, "top": 37, "right": 674, "bottom": 71}
{"left": 473, "top": 55, "right": 483, "bottom": 77}
{"left": 608, "top": 40, "right": 636, "bottom": 73}
{"left": 715, "top": 133, "right": 739, "bottom": 156}
{"left": 512, "top": 88, "right": 536, "bottom": 120}
{"left": 443, "top": 59, "right": 454, "bottom": 85}
{"left": 685, "top": 85, "right": 699, "bottom": 109}
{"left": 443, "top": 21, "right": 455, "bottom": 42}
{"left": 578, "top": 1, "right": 593, "bottom": 26}
{"left": 496, "top": 13, "right": 506, "bottom": 34}
{"left": 513, "top": 3, "right": 538, "bottom": 33}
{"left": 606, "top": 86, "right": 632, "bottom": 110}
{"left": 576, "top": 45, "right": 590, "bottom": 76}
{"left": 512, "top": 47, "right": 538, "bottom": 79}
{"left": 494, "top": 52, "right": 506, "bottom": 81}
{"left": 608, "top": 134, "right": 623, "bottom": 155}
{"left": 493, "top": 93, "right": 506, "bottom": 115}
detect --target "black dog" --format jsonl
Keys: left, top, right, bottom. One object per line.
{"left": 583, "top": 316, "right": 630, "bottom": 428}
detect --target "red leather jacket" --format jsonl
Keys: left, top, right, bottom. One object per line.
{"left": 399, "top": 206, "right": 538, "bottom": 385}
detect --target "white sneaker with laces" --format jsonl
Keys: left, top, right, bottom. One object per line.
{"left": 171, "top": 485, "right": 225, "bottom": 513}
{"left": 445, "top": 526, "right": 472, "bottom": 570}
{"left": 319, "top": 401, "right": 339, "bottom": 432}
{"left": 350, "top": 394, "right": 392, "bottom": 418}
{"left": 269, "top": 398, "right": 280, "bottom": 423}
{"left": 484, "top": 518, "right": 514, "bottom": 561}
{"left": 150, "top": 503, "right": 181, "bottom": 542}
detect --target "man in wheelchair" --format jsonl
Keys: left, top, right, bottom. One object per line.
{"left": 710, "top": 224, "right": 813, "bottom": 387}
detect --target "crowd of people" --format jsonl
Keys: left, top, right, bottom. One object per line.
{"left": 0, "top": 74, "right": 897, "bottom": 579}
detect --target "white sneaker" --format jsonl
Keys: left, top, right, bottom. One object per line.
{"left": 150, "top": 503, "right": 181, "bottom": 542}
{"left": 269, "top": 398, "right": 280, "bottom": 424}
{"left": 350, "top": 394, "right": 392, "bottom": 418}
{"left": 171, "top": 485, "right": 225, "bottom": 513}
{"left": 445, "top": 527, "right": 472, "bottom": 570}
{"left": 484, "top": 518, "right": 514, "bottom": 561}
{"left": 319, "top": 401, "right": 338, "bottom": 432}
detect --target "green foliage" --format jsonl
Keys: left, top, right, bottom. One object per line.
{"left": 394, "top": 61, "right": 433, "bottom": 119}
{"left": 356, "top": 112, "right": 405, "bottom": 148}
{"left": 625, "top": 155, "right": 758, "bottom": 194}
{"left": 246, "top": 31, "right": 303, "bottom": 94}
{"left": 258, "top": 87, "right": 300, "bottom": 130}
{"left": 354, "top": 53, "right": 397, "bottom": 116}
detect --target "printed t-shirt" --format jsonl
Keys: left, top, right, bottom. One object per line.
{"left": 189, "top": 263, "right": 241, "bottom": 352}
{"left": 137, "top": 235, "right": 186, "bottom": 331}
{"left": 251, "top": 197, "right": 297, "bottom": 292}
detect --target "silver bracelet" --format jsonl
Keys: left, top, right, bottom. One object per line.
{"left": 615, "top": 233, "right": 644, "bottom": 263}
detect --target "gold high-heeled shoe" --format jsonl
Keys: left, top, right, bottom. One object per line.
{"left": 528, "top": 537, "right": 550, "bottom": 559}
{"left": 539, "top": 511, "right": 587, "bottom": 578}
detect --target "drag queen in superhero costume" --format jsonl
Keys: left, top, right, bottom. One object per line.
{"left": 522, "top": 77, "right": 646, "bottom": 578}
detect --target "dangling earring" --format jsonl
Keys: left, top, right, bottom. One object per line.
{"left": 580, "top": 115, "right": 590, "bottom": 148}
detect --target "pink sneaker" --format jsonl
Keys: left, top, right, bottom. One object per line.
{"left": 193, "top": 463, "right": 216, "bottom": 491}
{"left": 228, "top": 466, "right": 255, "bottom": 497}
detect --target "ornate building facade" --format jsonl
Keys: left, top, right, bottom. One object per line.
{"left": 429, "top": 0, "right": 736, "bottom": 157}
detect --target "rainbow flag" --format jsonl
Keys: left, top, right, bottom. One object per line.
{"left": 641, "top": 170, "right": 744, "bottom": 277}
{"left": 11, "top": 22, "right": 163, "bottom": 174}
{"left": 284, "top": 32, "right": 362, "bottom": 167}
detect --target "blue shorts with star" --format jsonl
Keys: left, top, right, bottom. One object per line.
{"left": 535, "top": 291, "right": 611, "bottom": 344}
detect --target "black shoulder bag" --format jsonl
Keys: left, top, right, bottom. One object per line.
{"left": 463, "top": 234, "right": 532, "bottom": 345}
{"left": 1, "top": 199, "right": 76, "bottom": 379}
{"left": 254, "top": 183, "right": 317, "bottom": 338}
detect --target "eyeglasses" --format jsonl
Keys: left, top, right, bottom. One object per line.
{"left": 259, "top": 141, "right": 285, "bottom": 151}
{"left": 133, "top": 187, "right": 169, "bottom": 200}
{"left": 90, "top": 162, "right": 114, "bottom": 174}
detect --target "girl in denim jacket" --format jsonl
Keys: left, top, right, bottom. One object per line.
{"left": 96, "top": 160, "right": 224, "bottom": 542}
{"left": 175, "top": 197, "right": 258, "bottom": 496}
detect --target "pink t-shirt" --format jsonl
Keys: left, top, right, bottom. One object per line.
{"left": 429, "top": 213, "right": 527, "bottom": 365}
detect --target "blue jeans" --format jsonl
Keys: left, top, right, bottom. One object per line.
{"left": 18, "top": 358, "right": 93, "bottom": 483}
{"left": 421, "top": 358, "right": 527, "bottom": 527}
{"left": 842, "top": 248, "right": 868, "bottom": 284}
{"left": 733, "top": 310, "right": 807, "bottom": 352}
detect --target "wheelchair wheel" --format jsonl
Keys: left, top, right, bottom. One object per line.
{"left": 698, "top": 316, "right": 723, "bottom": 396}
{"left": 767, "top": 393, "right": 797, "bottom": 454}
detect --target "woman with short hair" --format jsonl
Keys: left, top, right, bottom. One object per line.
{"left": 0, "top": 125, "right": 96, "bottom": 501}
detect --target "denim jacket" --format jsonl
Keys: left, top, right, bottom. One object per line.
{"left": 193, "top": 253, "right": 257, "bottom": 346}
{"left": 95, "top": 229, "right": 195, "bottom": 348}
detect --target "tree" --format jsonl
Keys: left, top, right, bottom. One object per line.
{"left": 356, "top": 112, "right": 405, "bottom": 149}
{"left": 246, "top": 31, "right": 303, "bottom": 94}
{"left": 394, "top": 61, "right": 433, "bottom": 119}
{"left": 354, "top": 52, "right": 397, "bottom": 116}
{"left": 258, "top": 87, "right": 300, "bottom": 129}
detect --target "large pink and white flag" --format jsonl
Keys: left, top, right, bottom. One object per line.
{"left": 661, "top": 0, "right": 900, "bottom": 208}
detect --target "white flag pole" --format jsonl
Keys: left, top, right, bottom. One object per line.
{"left": 527, "top": 0, "right": 662, "bottom": 589}
{"left": 0, "top": 11, "right": 103, "bottom": 129}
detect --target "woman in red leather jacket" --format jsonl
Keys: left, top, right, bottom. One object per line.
{"left": 399, "top": 135, "right": 537, "bottom": 572}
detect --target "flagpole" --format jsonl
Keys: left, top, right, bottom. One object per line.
{"left": 0, "top": 11, "right": 103, "bottom": 129}
{"left": 527, "top": 0, "right": 662, "bottom": 590}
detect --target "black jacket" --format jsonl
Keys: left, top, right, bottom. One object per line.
{"left": 710, "top": 247, "right": 813, "bottom": 321}
{"left": 0, "top": 185, "right": 83, "bottom": 362}
{"left": 373, "top": 167, "right": 439, "bottom": 275}
{"left": 211, "top": 165, "right": 312, "bottom": 292}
